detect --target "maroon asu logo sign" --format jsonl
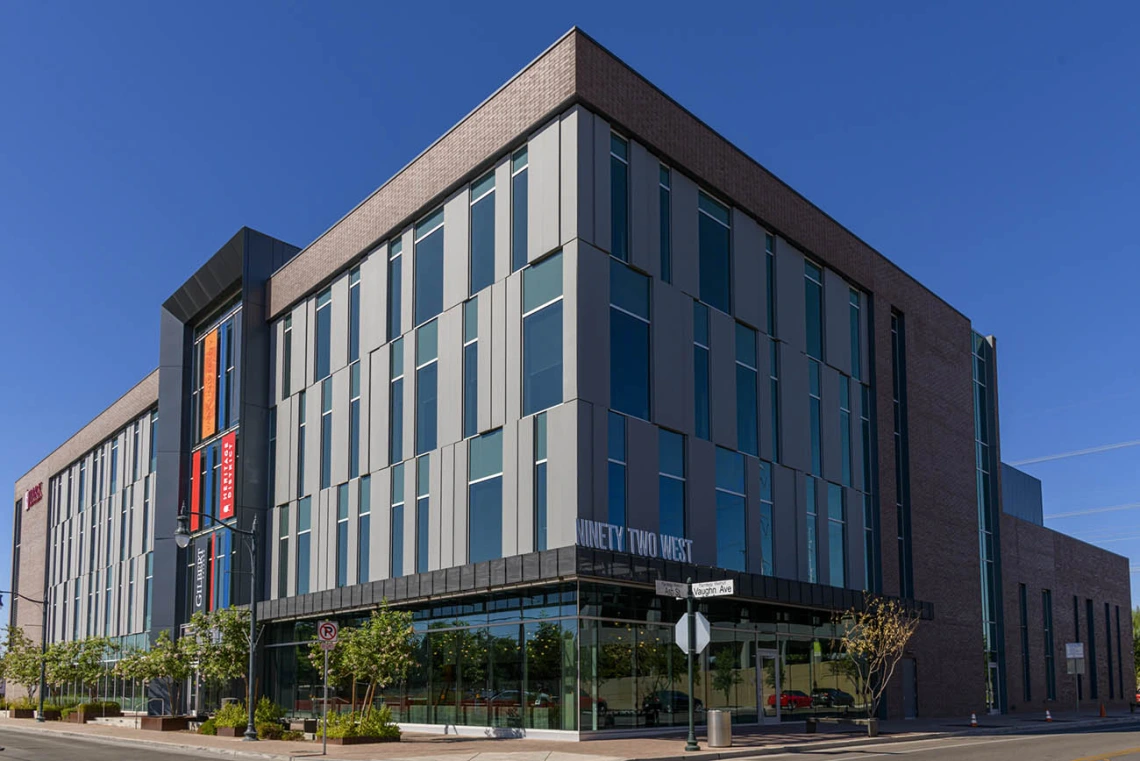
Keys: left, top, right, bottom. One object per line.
{"left": 25, "top": 483, "right": 43, "bottom": 509}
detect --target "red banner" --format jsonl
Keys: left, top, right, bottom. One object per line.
{"left": 190, "top": 450, "right": 201, "bottom": 531}
{"left": 220, "top": 431, "right": 236, "bottom": 520}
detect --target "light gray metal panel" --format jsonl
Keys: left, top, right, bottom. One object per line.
{"left": 851, "top": 377, "right": 865, "bottom": 493}
{"left": 494, "top": 158, "right": 511, "bottom": 283}
{"left": 346, "top": 477, "right": 359, "bottom": 587}
{"left": 744, "top": 457, "right": 761, "bottom": 575}
{"left": 708, "top": 309, "right": 737, "bottom": 450}
{"left": 360, "top": 243, "right": 386, "bottom": 356}
{"left": 625, "top": 416, "right": 658, "bottom": 534}
{"left": 371, "top": 469, "right": 390, "bottom": 581}
{"left": 452, "top": 439, "right": 469, "bottom": 566}
{"left": 687, "top": 437, "right": 716, "bottom": 566}
{"left": 130, "top": 482, "right": 144, "bottom": 558}
{"left": 561, "top": 105, "right": 593, "bottom": 246}
{"left": 291, "top": 302, "right": 308, "bottom": 396}
{"left": 732, "top": 210, "right": 765, "bottom": 331}
{"left": 368, "top": 348, "right": 389, "bottom": 473}
{"left": 437, "top": 306, "right": 462, "bottom": 448}
{"left": 592, "top": 114, "right": 611, "bottom": 254}
{"left": 758, "top": 337, "right": 774, "bottom": 463}
{"left": 814, "top": 479, "right": 830, "bottom": 587}
{"left": 359, "top": 353, "right": 371, "bottom": 474}
{"left": 443, "top": 190, "right": 469, "bottom": 312}
{"left": 402, "top": 335, "right": 415, "bottom": 462}
{"left": 276, "top": 396, "right": 293, "bottom": 506}
{"left": 477, "top": 291, "right": 492, "bottom": 433}
{"left": 629, "top": 139, "right": 659, "bottom": 278}
{"left": 772, "top": 465, "right": 801, "bottom": 581}
{"left": 775, "top": 237, "right": 805, "bottom": 352}
{"left": 561, "top": 241, "right": 578, "bottom": 403}
{"left": 440, "top": 445, "right": 455, "bottom": 567}
{"left": 653, "top": 281, "right": 694, "bottom": 434}
{"left": 505, "top": 271, "right": 523, "bottom": 424}
{"left": 331, "top": 272, "right": 349, "bottom": 377}
{"left": 822, "top": 365, "right": 842, "bottom": 486}
{"left": 824, "top": 268, "right": 852, "bottom": 376}
{"left": 845, "top": 486, "right": 865, "bottom": 591}
{"left": 501, "top": 420, "right": 519, "bottom": 558}
{"left": 517, "top": 416, "right": 535, "bottom": 554}
{"left": 399, "top": 224, "right": 414, "bottom": 337}
{"left": 528, "top": 118, "right": 560, "bottom": 261}
{"left": 591, "top": 402, "right": 608, "bottom": 524}
{"left": 779, "top": 346, "right": 811, "bottom": 474}
{"left": 429, "top": 452, "right": 442, "bottom": 572}
{"left": 576, "top": 242, "right": 610, "bottom": 408}
{"left": 331, "top": 365, "right": 350, "bottom": 487}
{"left": 547, "top": 401, "right": 581, "bottom": 548}
{"left": 671, "top": 172, "right": 700, "bottom": 299}
{"left": 490, "top": 280, "right": 507, "bottom": 430}
{"left": 305, "top": 382, "right": 321, "bottom": 500}
{"left": 272, "top": 318, "right": 284, "bottom": 405}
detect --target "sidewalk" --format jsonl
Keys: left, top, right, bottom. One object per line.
{"left": 0, "top": 710, "right": 1137, "bottom": 761}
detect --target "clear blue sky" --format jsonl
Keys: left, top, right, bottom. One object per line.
{"left": 2, "top": 1, "right": 1137, "bottom": 604}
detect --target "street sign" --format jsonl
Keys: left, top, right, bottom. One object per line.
{"left": 1066, "top": 658, "right": 1085, "bottom": 675}
{"left": 318, "top": 620, "right": 339, "bottom": 644}
{"left": 1065, "top": 642, "right": 1084, "bottom": 660}
{"left": 656, "top": 580, "right": 690, "bottom": 598}
{"left": 320, "top": 641, "right": 337, "bottom": 651}
{"left": 675, "top": 612, "right": 711, "bottom": 654}
{"left": 691, "top": 579, "right": 734, "bottom": 599}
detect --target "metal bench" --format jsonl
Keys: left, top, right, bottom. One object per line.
{"left": 805, "top": 715, "right": 879, "bottom": 737}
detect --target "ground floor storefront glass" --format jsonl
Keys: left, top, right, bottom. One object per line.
{"left": 262, "top": 581, "right": 862, "bottom": 734}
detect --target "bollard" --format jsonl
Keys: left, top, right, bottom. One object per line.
{"left": 970, "top": 712, "right": 978, "bottom": 727}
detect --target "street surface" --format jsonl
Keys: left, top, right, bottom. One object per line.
{"left": 0, "top": 729, "right": 215, "bottom": 760}
{"left": 755, "top": 725, "right": 1140, "bottom": 760}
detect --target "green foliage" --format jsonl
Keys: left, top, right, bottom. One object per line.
{"left": 136, "top": 630, "right": 194, "bottom": 715}
{"left": 213, "top": 701, "right": 248, "bottom": 729}
{"left": 712, "top": 649, "right": 743, "bottom": 704}
{"left": 318, "top": 706, "right": 399, "bottom": 739}
{"left": 3, "top": 626, "right": 43, "bottom": 700}
{"left": 1132, "top": 607, "right": 1139, "bottom": 690}
{"left": 254, "top": 696, "right": 285, "bottom": 725}
{"left": 281, "top": 729, "right": 305, "bottom": 741}
{"left": 198, "top": 717, "right": 218, "bottom": 735}
{"left": 256, "top": 721, "right": 284, "bottom": 740}
{"left": 187, "top": 608, "right": 255, "bottom": 700}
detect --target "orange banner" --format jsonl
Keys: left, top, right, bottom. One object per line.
{"left": 201, "top": 329, "right": 218, "bottom": 439}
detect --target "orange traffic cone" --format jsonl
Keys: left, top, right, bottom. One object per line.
{"left": 1045, "top": 710, "right": 1052, "bottom": 722}
{"left": 970, "top": 712, "right": 978, "bottom": 727}
{"left": 1100, "top": 703, "right": 1106, "bottom": 718}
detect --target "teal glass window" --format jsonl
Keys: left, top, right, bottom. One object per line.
{"left": 414, "top": 208, "right": 445, "bottom": 326}
{"left": 736, "top": 323, "right": 758, "bottom": 456}
{"left": 611, "top": 260, "right": 650, "bottom": 420}
{"left": 715, "top": 447, "right": 746, "bottom": 571}
{"left": 611, "top": 134, "right": 629, "bottom": 261}
{"left": 523, "top": 253, "right": 563, "bottom": 415}
{"left": 658, "top": 429, "right": 685, "bottom": 538}
{"left": 470, "top": 171, "right": 496, "bottom": 294}
{"left": 698, "top": 192, "right": 731, "bottom": 313}
{"left": 469, "top": 430, "right": 503, "bottom": 563}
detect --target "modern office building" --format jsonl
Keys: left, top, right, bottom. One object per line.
{"left": 10, "top": 29, "right": 1132, "bottom": 736}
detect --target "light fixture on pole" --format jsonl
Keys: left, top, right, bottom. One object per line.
{"left": 174, "top": 502, "right": 260, "bottom": 742}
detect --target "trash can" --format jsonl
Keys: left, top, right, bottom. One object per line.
{"left": 707, "top": 709, "right": 732, "bottom": 747}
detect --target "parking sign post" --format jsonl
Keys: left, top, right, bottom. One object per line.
{"left": 685, "top": 577, "right": 698, "bottom": 752}
{"left": 318, "top": 622, "right": 339, "bottom": 756}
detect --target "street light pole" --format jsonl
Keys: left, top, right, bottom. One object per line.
{"left": 0, "top": 589, "right": 47, "bottom": 722}
{"left": 174, "top": 504, "right": 260, "bottom": 742}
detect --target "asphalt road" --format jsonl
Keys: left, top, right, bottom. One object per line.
{"left": 757, "top": 725, "right": 1140, "bottom": 760}
{"left": 0, "top": 730, "right": 217, "bottom": 760}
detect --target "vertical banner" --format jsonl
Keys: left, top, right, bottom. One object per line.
{"left": 201, "top": 329, "right": 218, "bottom": 440}
{"left": 190, "top": 449, "right": 201, "bottom": 531}
{"left": 192, "top": 534, "right": 210, "bottom": 615}
{"left": 220, "top": 431, "right": 236, "bottom": 519}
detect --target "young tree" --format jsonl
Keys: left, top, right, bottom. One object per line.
{"left": 836, "top": 594, "right": 921, "bottom": 720}
{"left": 188, "top": 608, "right": 256, "bottom": 702}
{"left": 711, "top": 647, "right": 743, "bottom": 706}
{"left": 350, "top": 602, "right": 416, "bottom": 717}
{"left": 74, "top": 637, "right": 117, "bottom": 702}
{"left": 1132, "top": 607, "right": 1139, "bottom": 691}
{"left": 141, "top": 630, "right": 194, "bottom": 715}
{"left": 2, "top": 627, "right": 43, "bottom": 701}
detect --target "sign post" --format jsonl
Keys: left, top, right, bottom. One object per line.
{"left": 685, "top": 578, "right": 698, "bottom": 752}
{"left": 318, "top": 621, "right": 339, "bottom": 756}
{"left": 1066, "top": 642, "right": 1085, "bottom": 718}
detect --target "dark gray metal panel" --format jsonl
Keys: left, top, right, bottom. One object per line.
{"left": 821, "top": 365, "right": 842, "bottom": 486}
{"left": 708, "top": 309, "right": 737, "bottom": 450}
{"left": 824, "top": 268, "right": 852, "bottom": 377}
{"left": 652, "top": 281, "right": 693, "bottom": 434}
{"left": 731, "top": 210, "right": 765, "bottom": 332}
{"left": 772, "top": 463, "right": 798, "bottom": 581}
{"left": 505, "top": 555, "right": 523, "bottom": 585}
{"left": 687, "top": 438, "right": 716, "bottom": 566}
{"left": 845, "top": 486, "right": 865, "bottom": 592}
{"left": 625, "top": 416, "right": 658, "bottom": 534}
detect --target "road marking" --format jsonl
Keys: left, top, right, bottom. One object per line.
{"left": 758, "top": 732, "right": 1059, "bottom": 759}
{"left": 1067, "top": 747, "right": 1140, "bottom": 761}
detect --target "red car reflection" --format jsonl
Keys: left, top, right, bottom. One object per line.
{"left": 766, "top": 690, "right": 813, "bottom": 709}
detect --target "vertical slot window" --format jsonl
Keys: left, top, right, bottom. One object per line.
{"left": 698, "top": 192, "right": 731, "bottom": 313}
{"left": 470, "top": 172, "right": 496, "bottom": 295}
{"left": 416, "top": 456, "right": 430, "bottom": 574}
{"left": 659, "top": 429, "right": 685, "bottom": 539}
{"left": 391, "top": 464, "right": 405, "bottom": 578}
{"left": 610, "top": 134, "right": 629, "bottom": 261}
{"left": 415, "top": 320, "right": 439, "bottom": 455}
{"left": 715, "top": 448, "right": 746, "bottom": 571}
{"left": 534, "top": 413, "right": 548, "bottom": 552}
{"left": 522, "top": 253, "right": 564, "bottom": 415}
{"left": 315, "top": 288, "right": 331, "bottom": 381}
{"left": 610, "top": 260, "right": 650, "bottom": 420}
{"left": 736, "top": 324, "right": 758, "bottom": 456}
{"left": 463, "top": 298, "right": 479, "bottom": 438}
{"left": 414, "top": 208, "right": 444, "bottom": 326}
{"left": 387, "top": 238, "right": 403, "bottom": 341}
{"left": 511, "top": 148, "right": 528, "bottom": 272}
{"left": 389, "top": 338, "right": 404, "bottom": 464}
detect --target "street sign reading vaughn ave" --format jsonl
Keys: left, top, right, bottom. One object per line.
{"left": 691, "top": 579, "right": 734, "bottom": 598}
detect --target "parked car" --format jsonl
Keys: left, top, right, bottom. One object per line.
{"left": 642, "top": 690, "right": 704, "bottom": 714}
{"left": 811, "top": 688, "right": 855, "bottom": 707}
{"left": 580, "top": 689, "right": 608, "bottom": 715}
{"left": 766, "top": 690, "right": 813, "bottom": 710}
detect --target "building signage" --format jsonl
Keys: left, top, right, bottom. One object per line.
{"left": 692, "top": 579, "right": 735, "bottom": 598}
{"left": 1065, "top": 642, "right": 1084, "bottom": 660}
{"left": 219, "top": 431, "right": 236, "bottom": 519}
{"left": 24, "top": 483, "right": 43, "bottom": 510}
{"left": 193, "top": 537, "right": 210, "bottom": 614}
{"left": 201, "top": 329, "right": 218, "bottom": 440}
{"left": 576, "top": 519, "right": 693, "bottom": 563}
{"left": 655, "top": 580, "right": 690, "bottom": 598}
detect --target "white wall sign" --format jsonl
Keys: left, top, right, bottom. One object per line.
{"left": 576, "top": 519, "right": 693, "bottom": 562}
{"left": 1065, "top": 642, "right": 1084, "bottom": 660}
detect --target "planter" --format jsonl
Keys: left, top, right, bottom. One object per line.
{"left": 289, "top": 719, "right": 317, "bottom": 733}
{"left": 11, "top": 709, "right": 36, "bottom": 719}
{"left": 216, "top": 726, "right": 244, "bottom": 737}
{"left": 325, "top": 735, "right": 400, "bottom": 745}
{"left": 140, "top": 716, "right": 190, "bottom": 732}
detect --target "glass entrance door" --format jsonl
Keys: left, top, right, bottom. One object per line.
{"left": 757, "top": 648, "right": 780, "bottom": 723}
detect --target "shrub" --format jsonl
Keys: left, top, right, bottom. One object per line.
{"left": 319, "top": 707, "right": 399, "bottom": 740}
{"left": 213, "top": 701, "right": 248, "bottom": 729}
{"left": 198, "top": 718, "right": 217, "bottom": 735}
{"left": 254, "top": 696, "right": 285, "bottom": 725}
{"left": 281, "top": 729, "right": 305, "bottom": 741}
{"left": 256, "top": 721, "right": 284, "bottom": 740}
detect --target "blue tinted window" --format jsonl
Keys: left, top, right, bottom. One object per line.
{"left": 391, "top": 463, "right": 404, "bottom": 578}
{"left": 611, "top": 262, "right": 650, "bottom": 420}
{"left": 828, "top": 483, "right": 846, "bottom": 588}
{"left": 414, "top": 211, "right": 444, "bottom": 326}
{"left": 534, "top": 413, "right": 548, "bottom": 552}
{"left": 469, "top": 430, "right": 503, "bottom": 563}
{"left": 805, "top": 262, "right": 823, "bottom": 359}
{"left": 415, "top": 363, "right": 438, "bottom": 455}
{"left": 716, "top": 447, "right": 745, "bottom": 493}
{"left": 296, "top": 533, "right": 310, "bottom": 595}
{"left": 511, "top": 148, "right": 528, "bottom": 272}
{"left": 320, "top": 379, "right": 332, "bottom": 490}
{"left": 660, "top": 167, "right": 672, "bottom": 283}
{"left": 390, "top": 339, "right": 404, "bottom": 464}
{"left": 315, "top": 288, "right": 331, "bottom": 380}
{"left": 715, "top": 491, "right": 745, "bottom": 571}
{"left": 736, "top": 324, "right": 758, "bottom": 457}
{"left": 470, "top": 172, "right": 495, "bottom": 295}
{"left": 759, "top": 462, "right": 774, "bottom": 576}
{"left": 694, "top": 302, "right": 710, "bottom": 440}
{"left": 611, "top": 134, "right": 629, "bottom": 261}
{"left": 523, "top": 301, "right": 562, "bottom": 416}
{"left": 608, "top": 413, "right": 626, "bottom": 527}
{"left": 806, "top": 476, "right": 818, "bottom": 583}
{"left": 698, "top": 193, "right": 731, "bottom": 313}
{"left": 336, "top": 521, "right": 349, "bottom": 587}
{"left": 469, "top": 429, "right": 503, "bottom": 481}
{"left": 463, "top": 342, "right": 478, "bottom": 438}
{"left": 524, "top": 252, "right": 563, "bottom": 310}
{"left": 349, "top": 268, "right": 360, "bottom": 363}
{"left": 387, "top": 240, "right": 402, "bottom": 341}
{"left": 358, "top": 475, "right": 371, "bottom": 585}
{"left": 659, "top": 429, "right": 685, "bottom": 539}
{"left": 416, "top": 456, "right": 430, "bottom": 574}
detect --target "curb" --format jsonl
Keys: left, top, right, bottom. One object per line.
{"left": 0, "top": 723, "right": 299, "bottom": 761}
{"left": 618, "top": 716, "right": 1140, "bottom": 761}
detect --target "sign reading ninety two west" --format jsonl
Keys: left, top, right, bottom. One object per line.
{"left": 577, "top": 519, "right": 693, "bottom": 562}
